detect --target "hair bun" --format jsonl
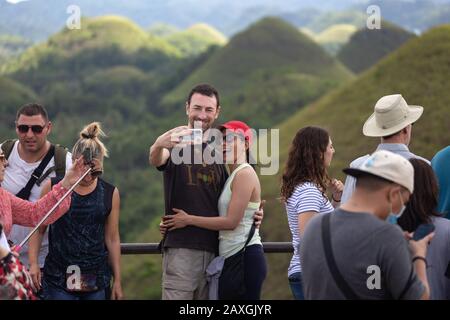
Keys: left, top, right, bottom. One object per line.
{"left": 80, "top": 122, "right": 103, "bottom": 140}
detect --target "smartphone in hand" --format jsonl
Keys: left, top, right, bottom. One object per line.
{"left": 82, "top": 147, "right": 93, "bottom": 165}
{"left": 412, "top": 223, "right": 435, "bottom": 241}
{"left": 180, "top": 129, "right": 202, "bottom": 144}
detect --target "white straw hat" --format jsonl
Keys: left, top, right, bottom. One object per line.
{"left": 343, "top": 150, "right": 414, "bottom": 193}
{"left": 363, "top": 94, "right": 423, "bottom": 137}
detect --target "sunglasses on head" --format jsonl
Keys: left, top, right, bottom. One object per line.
{"left": 17, "top": 124, "right": 46, "bottom": 134}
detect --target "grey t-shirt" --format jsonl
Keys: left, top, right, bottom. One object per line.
{"left": 300, "top": 209, "right": 425, "bottom": 300}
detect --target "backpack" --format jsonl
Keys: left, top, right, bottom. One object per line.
{"left": 1, "top": 139, "right": 68, "bottom": 179}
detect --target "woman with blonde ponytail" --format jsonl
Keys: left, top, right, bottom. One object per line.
{"left": 29, "top": 122, "right": 123, "bottom": 300}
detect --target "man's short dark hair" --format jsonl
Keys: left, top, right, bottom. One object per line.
{"left": 16, "top": 103, "right": 49, "bottom": 122}
{"left": 355, "top": 173, "right": 394, "bottom": 192}
{"left": 382, "top": 125, "right": 411, "bottom": 139}
{"left": 187, "top": 84, "right": 220, "bottom": 107}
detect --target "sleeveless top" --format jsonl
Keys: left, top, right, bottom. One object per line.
{"left": 218, "top": 163, "right": 262, "bottom": 258}
{"left": 43, "top": 178, "right": 115, "bottom": 290}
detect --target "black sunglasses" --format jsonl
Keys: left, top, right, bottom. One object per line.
{"left": 90, "top": 170, "right": 103, "bottom": 178}
{"left": 17, "top": 124, "right": 46, "bottom": 134}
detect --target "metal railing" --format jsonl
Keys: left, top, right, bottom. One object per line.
{"left": 120, "top": 242, "right": 293, "bottom": 255}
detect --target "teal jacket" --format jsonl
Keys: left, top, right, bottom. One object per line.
{"left": 432, "top": 146, "right": 450, "bottom": 219}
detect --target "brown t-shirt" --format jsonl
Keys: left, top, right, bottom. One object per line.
{"left": 157, "top": 144, "right": 228, "bottom": 253}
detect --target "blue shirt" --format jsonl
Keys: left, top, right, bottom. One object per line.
{"left": 341, "top": 144, "right": 429, "bottom": 204}
{"left": 432, "top": 146, "right": 450, "bottom": 219}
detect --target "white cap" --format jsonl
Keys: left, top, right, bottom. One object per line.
{"left": 343, "top": 150, "right": 414, "bottom": 193}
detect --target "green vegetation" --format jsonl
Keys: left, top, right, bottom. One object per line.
{"left": 0, "top": 34, "right": 32, "bottom": 66}
{"left": 337, "top": 21, "right": 415, "bottom": 73}
{"left": 1, "top": 16, "right": 181, "bottom": 75}
{"left": 148, "top": 23, "right": 180, "bottom": 38}
{"left": 0, "top": 76, "right": 37, "bottom": 138}
{"left": 164, "top": 23, "right": 227, "bottom": 56}
{"left": 306, "top": 10, "right": 366, "bottom": 33}
{"left": 163, "top": 17, "right": 354, "bottom": 128}
{"left": 314, "top": 24, "right": 358, "bottom": 55}
{"left": 260, "top": 24, "right": 450, "bottom": 299}
{"left": 1, "top": 12, "right": 448, "bottom": 299}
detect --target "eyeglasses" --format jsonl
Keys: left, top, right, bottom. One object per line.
{"left": 223, "top": 134, "right": 245, "bottom": 143}
{"left": 90, "top": 170, "right": 103, "bottom": 178}
{"left": 16, "top": 124, "right": 46, "bottom": 134}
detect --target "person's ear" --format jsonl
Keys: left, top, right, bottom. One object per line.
{"left": 402, "top": 126, "right": 409, "bottom": 135}
{"left": 215, "top": 106, "right": 221, "bottom": 119}
{"left": 388, "top": 185, "right": 402, "bottom": 202}
{"left": 185, "top": 102, "right": 189, "bottom": 116}
{"left": 46, "top": 121, "right": 52, "bottom": 135}
{"left": 245, "top": 139, "right": 250, "bottom": 150}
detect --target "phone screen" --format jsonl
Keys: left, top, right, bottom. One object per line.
{"left": 412, "top": 223, "right": 435, "bottom": 241}
{"left": 181, "top": 129, "right": 202, "bottom": 144}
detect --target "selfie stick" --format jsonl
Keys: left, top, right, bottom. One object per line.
{"left": 14, "top": 167, "right": 93, "bottom": 252}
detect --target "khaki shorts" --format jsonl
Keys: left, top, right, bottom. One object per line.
{"left": 162, "top": 248, "right": 215, "bottom": 300}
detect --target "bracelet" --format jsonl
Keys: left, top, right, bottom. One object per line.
{"left": 332, "top": 195, "right": 341, "bottom": 202}
{"left": 412, "top": 256, "right": 428, "bottom": 267}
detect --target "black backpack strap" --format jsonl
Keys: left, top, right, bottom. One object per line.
{"left": 53, "top": 144, "right": 68, "bottom": 177}
{"left": 1, "top": 139, "right": 16, "bottom": 159}
{"left": 16, "top": 145, "right": 55, "bottom": 200}
{"left": 50, "top": 176, "right": 64, "bottom": 188}
{"left": 321, "top": 213, "right": 359, "bottom": 300}
{"left": 36, "top": 144, "right": 68, "bottom": 185}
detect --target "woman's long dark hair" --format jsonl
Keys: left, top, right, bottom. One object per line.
{"left": 397, "top": 158, "right": 442, "bottom": 232}
{"left": 280, "top": 126, "right": 330, "bottom": 201}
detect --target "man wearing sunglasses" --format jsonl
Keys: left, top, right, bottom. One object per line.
{"left": 0, "top": 103, "right": 72, "bottom": 297}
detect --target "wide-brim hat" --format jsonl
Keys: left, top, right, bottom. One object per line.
{"left": 363, "top": 94, "right": 423, "bottom": 137}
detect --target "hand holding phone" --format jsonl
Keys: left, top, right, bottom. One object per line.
{"left": 413, "top": 223, "right": 435, "bottom": 241}
{"left": 180, "top": 129, "right": 203, "bottom": 144}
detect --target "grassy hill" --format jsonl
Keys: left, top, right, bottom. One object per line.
{"left": 0, "top": 76, "right": 36, "bottom": 137}
{"left": 357, "top": 0, "right": 450, "bottom": 33}
{"left": 1, "top": 16, "right": 181, "bottom": 76}
{"left": 0, "top": 34, "right": 32, "bottom": 66}
{"left": 0, "top": 15, "right": 196, "bottom": 245}
{"left": 162, "top": 17, "right": 354, "bottom": 128}
{"left": 314, "top": 24, "right": 358, "bottom": 55}
{"left": 3, "top": 14, "right": 448, "bottom": 300}
{"left": 148, "top": 23, "right": 180, "bottom": 38}
{"left": 337, "top": 21, "right": 416, "bottom": 73}
{"left": 164, "top": 23, "right": 227, "bottom": 56}
{"left": 305, "top": 10, "right": 366, "bottom": 33}
{"left": 259, "top": 24, "right": 450, "bottom": 299}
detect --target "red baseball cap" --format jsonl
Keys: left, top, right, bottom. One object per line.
{"left": 219, "top": 120, "right": 253, "bottom": 146}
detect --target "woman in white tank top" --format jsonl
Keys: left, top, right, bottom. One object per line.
{"left": 163, "top": 120, "right": 267, "bottom": 299}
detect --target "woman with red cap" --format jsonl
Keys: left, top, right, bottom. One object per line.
{"left": 163, "top": 120, "right": 266, "bottom": 300}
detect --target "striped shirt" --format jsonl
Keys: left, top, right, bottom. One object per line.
{"left": 285, "top": 182, "right": 334, "bottom": 276}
